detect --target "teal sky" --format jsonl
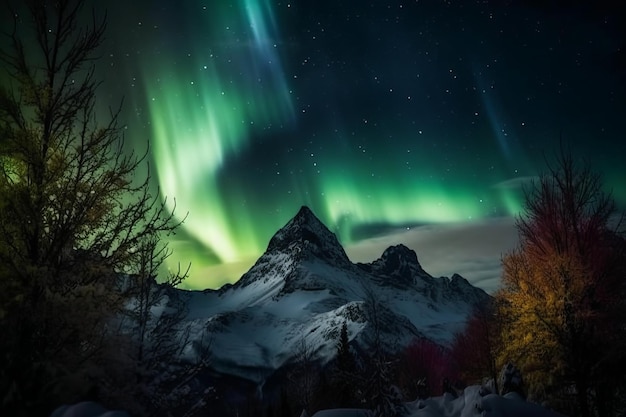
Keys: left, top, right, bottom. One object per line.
{"left": 98, "top": 1, "right": 625, "bottom": 290}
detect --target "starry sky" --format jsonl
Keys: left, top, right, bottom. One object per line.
{"left": 96, "top": 0, "right": 625, "bottom": 291}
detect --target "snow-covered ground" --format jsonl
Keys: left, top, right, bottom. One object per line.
{"left": 306, "top": 386, "right": 566, "bottom": 417}
{"left": 403, "top": 385, "right": 565, "bottom": 417}
{"left": 51, "top": 385, "right": 568, "bottom": 417}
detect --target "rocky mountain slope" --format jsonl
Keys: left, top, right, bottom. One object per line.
{"left": 178, "top": 206, "right": 490, "bottom": 385}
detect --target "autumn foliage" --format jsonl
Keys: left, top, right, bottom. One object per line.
{"left": 399, "top": 338, "right": 455, "bottom": 398}
{"left": 496, "top": 150, "right": 626, "bottom": 417}
{"left": 450, "top": 304, "right": 500, "bottom": 391}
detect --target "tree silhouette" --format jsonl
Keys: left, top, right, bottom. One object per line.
{"left": 288, "top": 336, "right": 317, "bottom": 414}
{"left": 337, "top": 321, "right": 356, "bottom": 374}
{"left": 402, "top": 338, "right": 451, "bottom": 398}
{"left": 0, "top": 0, "right": 183, "bottom": 414}
{"left": 332, "top": 320, "right": 359, "bottom": 407}
{"left": 496, "top": 149, "right": 626, "bottom": 417}
{"left": 362, "top": 283, "right": 405, "bottom": 417}
{"left": 450, "top": 303, "right": 500, "bottom": 393}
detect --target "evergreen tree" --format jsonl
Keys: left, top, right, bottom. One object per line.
{"left": 332, "top": 321, "right": 358, "bottom": 407}
{"left": 337, "top": 321, "right": 356, "bottom": 374}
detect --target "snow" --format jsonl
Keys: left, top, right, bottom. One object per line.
{"left": 480, "top": 393, "right": 565, "bottom": 417}
{"left": 50, "top": 387, "right": 569, "bottom": 417}
{"left": 179, "top": 253, "right": 485, "bottom": 377}
{"left": 403, "top": 385, "right": 566, "bottom": 417}
{"left": 169, "top": 207, "right": 490, "bottom": 385}
{"left": 310, "top": 388, "right": 565, "bottom": 417}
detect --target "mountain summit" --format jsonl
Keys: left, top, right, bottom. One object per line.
{"left": 265, "top": 205, "right": 351, "bottom": 266}
{"left": 234, "top": 205, "right": 355, "bottom": 294}
{"left": 358, "top": 244, "right": 430, "bottom": 287}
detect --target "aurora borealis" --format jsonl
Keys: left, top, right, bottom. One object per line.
{"left": 144, "top": 0, "right": 296, "bottom": 264}
{"left": 102, "top": 0, "right": 625, "bottom": 290}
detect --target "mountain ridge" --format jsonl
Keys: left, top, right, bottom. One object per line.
{"left": 180, "top": 205, "right": 490, "bottom": 387}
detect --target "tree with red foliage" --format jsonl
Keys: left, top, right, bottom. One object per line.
{"left": 497, "top": 149, "right": 626, "bottom": 417}
{"left": 450, "top": 303, "right": 500, "bottom": 393}
{"left": 400, "top": 338, "right": 454, "bottom": 399}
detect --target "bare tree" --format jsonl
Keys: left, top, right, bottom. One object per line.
{"left": 107, "top": 237, "right": 212, "bottom": 417}
{"left": 289, "top": 335, "right": 318, "bottom": 414}
{"left": 361, "top": 283, "right": 404, "bottom": 417}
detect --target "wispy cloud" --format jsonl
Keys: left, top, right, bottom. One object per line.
{"left": 344, "top": 217, "right": 519, "bottom": 294}
{"left": 189, "top": 217, "right": 520, "bottom": 293}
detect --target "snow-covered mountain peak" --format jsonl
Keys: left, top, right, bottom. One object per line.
{"left": 265, "top": 205, "right": 351, "bottom": 266}
{"left": 378, "top": 244, "right": 428, "bottom": 275}
{"left": 357, "top": 244, "right": 430, "bottom": 287}
{"left": 448, "top": 273, "right": 482, "bottom": 298}
{"left": 184, "top": 206, "right": 491, "bottom": 392}
{"left": 231, "top": 206, "right": 353, "bottom": 293}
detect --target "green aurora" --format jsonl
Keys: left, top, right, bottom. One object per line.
{"left": 105, "top": 0, "right": 625, "bottom": 289}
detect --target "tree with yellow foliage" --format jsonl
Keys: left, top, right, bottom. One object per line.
{"left": 497, "top": 150, "right": 626, "bottom": 417}
{"left": 0, "top": 1, "right": 183, "bottom": 415}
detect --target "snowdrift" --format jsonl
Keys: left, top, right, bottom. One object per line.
{"left": 404, "top": 385, "right": 566, "bottom": 417}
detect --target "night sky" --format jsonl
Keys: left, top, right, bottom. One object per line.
{"left": 96, "top": 0, "right": 625, "bottom": 291}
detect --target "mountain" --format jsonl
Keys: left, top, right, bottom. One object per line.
{"left": 178, "top": 206, "right": 490, "bottom": 388}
